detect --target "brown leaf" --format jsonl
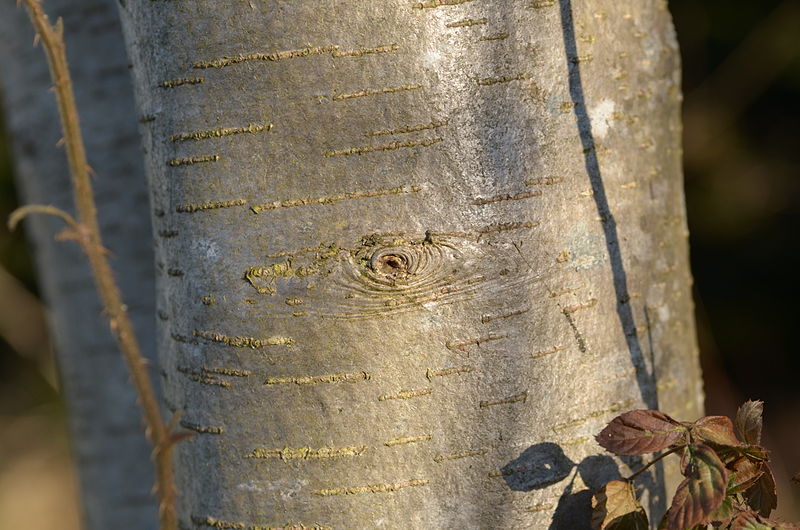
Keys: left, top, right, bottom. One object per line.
{"left": 744, "top": 464, "right": 777, "bottom": 517}
{"left": 735, "top": 400, "right": 764, "bottom": 445}
{"left": 692, "top": 415, "right": 741, "bottom": 447}
{"left": 728, "top": 459, "right": 766, "bottom": 494}
{"left": 732, "top": 510, "right": 800, "bottom": 530}
{"left": 716, "top": 444, "right": 770, "bottom": 467}
{"left": 591, "top": 479, "right": 649, "bottom": 530}
{"left": 663, "top": 444, "right": 728, "bottom": 529}
{"left": 681, "top": 442, "right": 765, "bottom": 478}
{"left": 792, "top": 472, "right": 799, "bottom": 485}
{"left": 596, "top": 410, "right": 686, "bottom": 456}
{"left": 731, "top": 511, "right": 772, "bottom": 530}
{"left": 740, "top": 445, "right": 770, "bottom": 461}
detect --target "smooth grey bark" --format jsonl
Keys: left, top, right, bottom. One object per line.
{"left": 0, "top": 1, "right": 158, "bottom": 528}
{"left": 118, "top": 0, "right": 703, "bottom": 527}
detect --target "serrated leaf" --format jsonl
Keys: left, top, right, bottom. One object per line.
{"left": 744, "top": 464, "right": 777, "bottom": 517}
{"left": 663, "top": 444, "right": 728, "bottom": 529}
{"left": 717, "top": 444, "right": 770, "bottom": 467}
{"left": 728, "top": 459, "right": 766, "bottom": 494}
{"left": 596, "top": 410, "right": 686, "bottom": 456}
{"left": 591, "top": 479, "right": 649, "bottom": 530}
{"left": 740, "top": 445, "right": 770, "bottom": 461}
{"left": 732, "top": 511, "right": 773, "bottom": 530}
{"left": 732, "top": 511, "right": 800, "bottom": 530}
{"left": 735, "top": 400, "right": 764, "bottom": 445}
{"left": 692, "top": 415, "right": 741, "bottom": 447}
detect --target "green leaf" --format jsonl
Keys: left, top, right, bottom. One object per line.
{"left": 735, "top": 400, "right": 764, "bottom": 445}
{"left": 663, "top": 444, "right": 728, "bottom": 529}
{"left": 691, "top": 415, "right": 741, "bottom": 447}
{"left": 596, "top": 410, "right": 686, "bottom": 456}
{"left": 744, "top": 464, "right": 777, "bottom": 517}
{"left": 591, "top": 479, "right": 649, "bottom": 530}
{"left": 708, "top": 495, "right": 738, "bottom": 525}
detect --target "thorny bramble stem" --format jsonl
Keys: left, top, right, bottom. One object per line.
{"left": 15, "top": 1, "right": 179, "bottom": 528}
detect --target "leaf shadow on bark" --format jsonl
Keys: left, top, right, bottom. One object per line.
{"left": 501, "top": 442, "right": 663, "bottom": 528}
{"left": 500, "top": 442, "right": 625, "bottom": 528}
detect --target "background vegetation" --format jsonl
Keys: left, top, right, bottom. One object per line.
{"left": 0, "top": 0, "right": 797, "bottom": 526}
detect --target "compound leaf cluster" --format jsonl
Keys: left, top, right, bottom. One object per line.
{"left": 592, "top": 401, "right": 799, "bottom": 530}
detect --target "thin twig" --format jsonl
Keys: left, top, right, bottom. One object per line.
{"left": 627, "top": 445, "right": 684, "bottom": 482}
{"left": 16, "top": 1, "right": 178, "bottom": 528}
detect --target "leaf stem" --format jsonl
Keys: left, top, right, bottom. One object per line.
{"left": 627, "top": 445, "right": 684, "bottom": 482}
{"left": 17, "top": 1, "right": 177, "bottom": 528}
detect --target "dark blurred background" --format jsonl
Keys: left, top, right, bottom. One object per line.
{"left": 673, "top": 0, "right": 800, "bottom": 520}
{"left": 0, "top": 0, "right": 798, "bottom": 526}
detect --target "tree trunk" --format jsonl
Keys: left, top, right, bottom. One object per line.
{"left": 0, "top": 1, "right": 158, "bottom": 528}
{"left": 117, "top": 0, "right": 703, "bottom": 527}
